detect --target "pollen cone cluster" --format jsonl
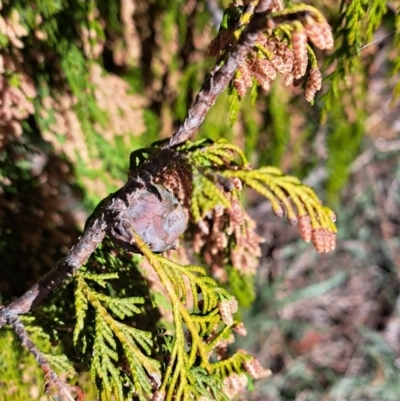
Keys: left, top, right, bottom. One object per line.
{"left": 207, "top": 1, "right": 333, "bottom": 102}
{"left": 233, "top": 25, "right": 331, "bottom": 102}
{"left": 193, "top": 178, "right": 264, "bottom": 280}
{"left": 297, "top": 214, "right": 337, "bottom": 253}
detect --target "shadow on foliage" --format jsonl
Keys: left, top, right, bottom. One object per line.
{"left": 0, "top": 141, "right": 82, "bottom": 300}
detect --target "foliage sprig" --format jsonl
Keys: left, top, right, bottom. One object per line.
{"left": 184, "top": 138, "right": 337, "bottom": 253}
{"left": 73, "top": 272, "right": 160, "bottom": 401}
{"left": 134, "top": 234, "right": 256, "bottom": 401}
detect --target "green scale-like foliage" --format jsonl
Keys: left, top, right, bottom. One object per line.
{"left": 184, "top": 138, "right": 336, "bottom": 236}
{"left": 391, "top": 6, "right": 400, "bottom": 104}
{"left": 135, "top": 235, "right": 247, "bottom": 401}
{"left": 74, "top": 272, "right": 160, "bottom": 401}
{"left": 320, "top": 0, "right": 391, "bottom": 203}
{"left": 0, "top": 318, "right": 76, "bottom": 401}
{"left": 68, "top": 234, "right": 254, "bottom": 401}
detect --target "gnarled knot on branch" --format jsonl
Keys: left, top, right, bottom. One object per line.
{"left": 108, "top": 183, "right": 188, "bottom": 253}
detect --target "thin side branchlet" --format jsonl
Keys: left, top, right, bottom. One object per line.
{"left": 11, "top": 316, "right": 78, "bottom": 401}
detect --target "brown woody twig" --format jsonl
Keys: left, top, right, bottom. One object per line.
{"left": 0, "top": 214, "right": 108, "bottom": 328}
{"left": 11, "top": 316, "right": 77, "bottom": 401}
{"left": 166, "top": 0, "right": 274, "bottom": 147}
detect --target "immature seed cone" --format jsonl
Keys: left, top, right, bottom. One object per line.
{"left": 231, "top": 177, "right": 243, "bottom": 191}
{"left": 233, "top": 322, "right": 248, "bottom": 336}
{"left": 311, "top": 228, "right": 336, "bottom": 252}
{"left": 218, "top": 297, "right": 239, "bottom": 326}
{"left": 229, "top": 297, "right": 239, "bottom": 314}
{"left": 297, "top": 215, "right": 312, "bottom": 243}
{"left": 271, "top": 51, "right": 294, "bottom": 76}
{"left": 288, "top": 213, "right": 299, "bottom": 225}
{"left": 292, "top": 30, "right": 308, "bottom": 79}
{"left": 215, "top": 334, "right": 235, "bottom": 360}
{"left": 294, "top": 53, "right": 308, "bottom": 80}
{"left": 284, "top": 74, "right": 294, "bottom": 87}
{"left": 228, "top": 199, "right": 245, "bottom": 225}
{"left": 223, "top": 373, "right": 248, "bottom": 398}
{"left": 305, "top": 67, "right": 322, "bottom": 102}
{"left": 151, "top": 391, "right": 166, "bottom": 401}
{"left": 243, "top": 358, "right": 272, "bottom": 379}
{"left": 229, "top": 373, "right": 248, "bottom": 395}
{"left": 234, "top": 63, "right": 253, "bottom": 97}
{"left": 304, "top": 22, "right": 334, "bottom": 50}
{"left": 272, "top": 203, "right": 284, "bottom": 218}
{"left": 271, "top": 0, "right": 285, "bottom": 12}
{"left": 250, "top": 58, "right": 272, "bottom": 91}
{"left": 219, "top": 300, "right": 233, "bottom": 326}
{"left": 258, "top": 59, "right": 277, "bottom": 80}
